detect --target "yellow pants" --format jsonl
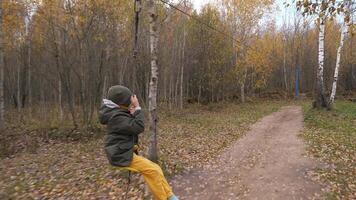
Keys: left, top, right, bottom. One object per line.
{"left": 122, "top": 154, "right": 173, "bottom": 200}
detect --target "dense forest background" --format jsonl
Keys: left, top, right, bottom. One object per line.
{"left": 1, "top": 0, "right": 355, "bottom": 127}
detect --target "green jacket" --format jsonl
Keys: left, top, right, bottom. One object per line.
{"left": 99, "top": 105, "right": 145, "bottom": 167}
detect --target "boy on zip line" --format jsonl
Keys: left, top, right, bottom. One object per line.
{"left": 99, "top": 85, "right": 179, "bottom": 200}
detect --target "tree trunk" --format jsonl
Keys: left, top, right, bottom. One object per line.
{"left": 147, "top": 0, "right": 159, "bottom": 163}
{"left": 0, "top": 0, "right": 5, "bottom": 129}
{"left": 352, "top": 35, "right": 355, "bottom": 90}
{"left": 40, "top": 77, "right": 46, "bottom": 121}
{"left": 17, "top": 64, "right": 21, "bottom": 112}
{"left": 329, "top": 24, "right": 348, "bottom": 105}
{"left": 175, "top": 65, "right": 179, "bottom": 106}
{"left": 198, "top": 83, "right": 201, "bottom": 104}
{"left": 180, "top": 24, "right": 186, "bottom": 109}
{"left": 26, "top": 15, "right": 32, "bottom": 111}
{"left": 240, "top": 83, "right": 245, "bottom": 103}
{"left": 27, "top": 41, "right": 32, "bottom": 110}
{"left": 282, "top": 9, "right": 289, "bottom": 94}
{"left": 180, "top": 2, "right": 187, "bottom": 109}
{"left": 240, "top": 67, "right": 248, "bottom": 103}
{"left": 58, "top": 78, "right": 64, "bottom": 121}
{"left": 102, "top": 72, "right": 107, "bottom": 99}
{"left": 283, "top": 38, "right": 288, "bottom": 93}
{"left": 330, "top": 0, "right": 351, "bottom": 105}
{"left": 314, "top": 19, "right": 327, "bottom": 108}
{"left": 163, "top": 68, "right": 167, "bottom": 103}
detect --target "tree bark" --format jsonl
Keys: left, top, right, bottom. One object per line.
{"left": 352, "top": 35, "right": 355, "bottom": 90}
{"left": 314, "top": 18, "right": 327, "bottom": 108}
{"left": 240, "top": 67, "right": 247, "bottom": 103}
{"left": 283, "top": 38, "right": 288, "bottom": 93}
{"left": 180, "top": 1, "right": 187, "bottom": 109}
{"left": 27, "top": 41, "right": 32, "bottom": 109}
{"left": 240, "top": 83, "right": 245, "bottom": 103}
{"left": 0, "top": 0, "right": 5, "bottom": 129}
{"left": 329, "top": 0, "right": 351, "bottom": 106}
{"left": 180, "top": 22, "right": 186, "bottom": 109}
{"left": 17, "top": 63, "right": 21, "bottom": 112}
{"left": 58, "top": 78, "right": 64, "bottom": 121}
{"left": 26, "top": 15, "right": 32, "bottom": 111}
{"left": 329, "top": 24, "right": 348, "bottom": 105}
{"left": 148, "top": 0, "right": 159, "bottom": 163}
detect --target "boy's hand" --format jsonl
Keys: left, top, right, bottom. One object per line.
{"left": 131, "top": 95, "right": 140, "bottom": 108}
{"left": 130, "top": 95, "right": 140, "bottom": 115}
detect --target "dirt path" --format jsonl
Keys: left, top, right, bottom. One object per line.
{"left": 170, "top": 106, "right": 321, "bottom": 200}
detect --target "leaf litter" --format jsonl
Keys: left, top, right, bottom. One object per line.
{"left": 0, "top": 101, "right": 286, "bottom": 199}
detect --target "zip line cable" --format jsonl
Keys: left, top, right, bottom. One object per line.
{"left": 158, "top": 0, "right": 240, "bottom": 44}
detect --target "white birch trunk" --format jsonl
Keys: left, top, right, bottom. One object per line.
{"left": 148, "top": 0, "right": 159, "bottom": 162}
{"left": 0, "top": 0, "right": 4, "bottom": 129}
{"left": 329, "top": 0, "right": 351, "bottom": 105}
{"left": 315, "top": 18, "right": 327, "bottom": 108}
{"left": 329, "top": 25, "right": 348, "bottom": 104}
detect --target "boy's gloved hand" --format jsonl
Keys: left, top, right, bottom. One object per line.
{"left": 129, "top": 95, "right": 141, "bottom": 115}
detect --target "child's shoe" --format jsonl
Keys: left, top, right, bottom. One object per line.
{"left": 168, "top": 194, "right": 179, "bottom": 200}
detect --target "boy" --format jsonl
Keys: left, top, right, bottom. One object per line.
{"left": 99, "top": 85, "right": 178, "bottom": 200}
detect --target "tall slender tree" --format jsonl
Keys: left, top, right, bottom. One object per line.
{"left": 316, "top": 13, "right": 327, "bottom": 108}
{"left": 0, "top": 0, "right": 4, "bottom": 130}
{"left": 180, "top": 0, "right": 187, "bottom": 109}
{"left": 329, "top": 0, "right": 352, "bottom": 106}
{"left": 296, "top": 0, "right": 340, "bottom": 108}
{"left": 148, "top": 0, "right": 159, "bottom": 162}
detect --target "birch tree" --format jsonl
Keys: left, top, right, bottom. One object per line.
{"left": 179, "top": 1, "right": 187, "bottom": 109}
{"left": 329, "top": 0, "right": 352, "bottom": 106}
{"left": 296, "top": 0, "right": 343, "bottom": 108}
{"left": 1, "top": 0, "right": 355, "bottom": 131}
{"left": 25, "top": 6, "right": 33, "bottom": 113}
{"left": 316, "top": 13, "right": 327, "bottom": 108}
{"left": 147, "top": 0, "right": 159, "bottom": 162}
{"left": 0, "top": 0, "right": 4, "bottom": 130}
{"left": 282, "top": 15, "right": 289, "bottom": 93}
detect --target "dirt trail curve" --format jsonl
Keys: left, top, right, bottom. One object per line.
{"left": 170, "top": 106, "right": 321, "bottom": 200}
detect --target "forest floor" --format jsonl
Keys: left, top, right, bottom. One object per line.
{"left": 171, "top": 106, "right": 322, "bottom": 200}
{"left": 0, "top": 101, "right": 286, "bottom": 199}
{"left": 302, "top": 101, "right": 356, "bottom": 199}
{"left": 0, "top": 100, "right": 355, "bottom": 199}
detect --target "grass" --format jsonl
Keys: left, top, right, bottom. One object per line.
{"left": 302, "top": 100, "right": 356, "bottom": 199}
{"left": 0, "top": 100, "right": 288, "bottom": 199}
